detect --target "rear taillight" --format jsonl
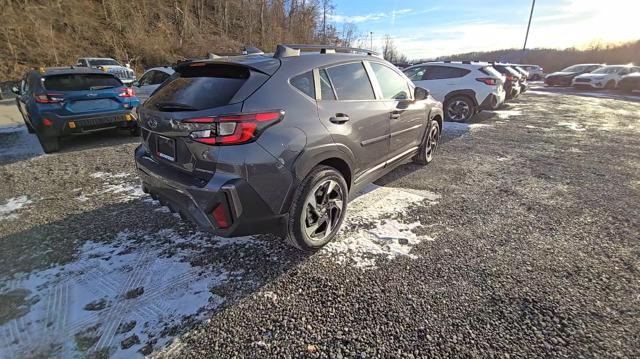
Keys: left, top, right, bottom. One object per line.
{"left": 476, "top": 78, "right": 497, "bottom": 86}
{"left": 184, "top": 110, "right": 284, "bottom": 145}
{"left": 34, "top": 93, "right": 64, "bottom": 103}
{"left": 506, "top": 75, "right": 514, "bottom": 81}
{"left": 118, "top": 87, "right": 136, "bottom": 97}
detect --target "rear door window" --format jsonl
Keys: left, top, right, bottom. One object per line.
{"left": 43, "top": 74, "right": 122, "bottom": 91}
{"left": 370, "top": 63, "right": 411, "bottom": 100}
{"left": 324, "top": 62, "right": 375, "bottom": 101}
{"left": 423, "top": 66, "right": 470, "bottom": 80}
{"left": 145, "top": 65, "right": 251, "bottom": 111}
{"left": 319, "top": 69, "right": 336, "bottom": 100}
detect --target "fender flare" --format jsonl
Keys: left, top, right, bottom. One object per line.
{"left": 444, "top": 89, "right": 478, "bottom": 106}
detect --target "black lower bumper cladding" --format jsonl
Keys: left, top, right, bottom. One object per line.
{"left": 135, "top": 145, "right": 287, "bottom": 238}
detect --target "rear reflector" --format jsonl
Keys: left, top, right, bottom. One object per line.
{"left": 43, "top": 118, "right": 54, "bottom": 127}
{"left": 212, "top": 204, "right": 230, "bottom": 228}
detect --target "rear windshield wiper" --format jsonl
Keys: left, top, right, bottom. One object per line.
{"left": 154, "top": 102, "right": 198, "bottom": 111}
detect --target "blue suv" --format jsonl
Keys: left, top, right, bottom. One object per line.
{"left": 12, "top": 67, "right": 140, "bottom": 153}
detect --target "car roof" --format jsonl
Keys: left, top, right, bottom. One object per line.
{"left": 31, "top": 67, "right": 112, "bottom": 77}
{"left": 177, "top": 52, "right": 382, "bottom": 75}
{"left": 145, "top": 66, "right": 175, "bottom": 74}
{"left": 406, "top": 61, "right": 489, "bottom": 69}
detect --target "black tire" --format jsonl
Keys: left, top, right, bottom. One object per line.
{"left": 129, "top": 125, "right": 140, "bottom": 136}
{"left": 414, "top": 119, "right": 440, "bottom": 165}
{"left": 36, "top": 133, "right": 60, "bottom": 153}
{"left": 444, "top": 95, "right": 475, "bottom": 122}
{"left": 605, "top": 80, "right": 616, "bottom": 90}
{"left": 286, "top": 165, "right": 348, "bottom": 251}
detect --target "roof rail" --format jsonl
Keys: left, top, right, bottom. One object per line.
{"left": 273, "top": 44, "right": 380, "bottom": 58}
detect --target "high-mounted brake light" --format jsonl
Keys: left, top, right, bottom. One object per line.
{"left": 185, "top": 111, "right": 284, "bottom": 145}
{"left": 118, "top": 87, "right": 136, "bottom": 97}
{"left": 35, "top": 93, "right": 64, "bottom": 104}
{"left": 476, "top": 78, "right": 497, "bottom": 86}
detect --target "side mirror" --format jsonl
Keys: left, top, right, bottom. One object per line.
{"left": 11, "top": 86, "right": 20, "bottom": 95}
{"left": 414, "top": 86, "right": 429, "bottom": 101}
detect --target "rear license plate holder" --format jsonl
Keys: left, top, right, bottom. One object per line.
{"left": 156, "top": 135, "right": 176, "bottom": 162}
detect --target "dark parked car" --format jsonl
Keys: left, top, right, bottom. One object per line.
{"left": 12, "top": 67, "right": 140, "bottom": 153}
{"left": 544, "top": 64, "right": 603, "bottom": 87}
{"left": 135, "top": 44, "right": 443, "bottom": 251}
{"left": 491, "top": 64, "right": 522, "bottom": 99}
{"left": 618, "top": 72, "right": 640, "bottom": 93}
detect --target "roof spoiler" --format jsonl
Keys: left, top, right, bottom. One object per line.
{"left": 273, "top": 44, "right": 380, "bottom": 58}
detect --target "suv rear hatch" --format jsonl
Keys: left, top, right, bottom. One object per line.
{"left": 138, "top": 59, "right": 279, "bottom": 183}
{"left": 41, "top": 73, "right": 128, "bottom": 114}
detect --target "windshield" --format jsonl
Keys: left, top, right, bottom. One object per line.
{"left": 592, "top": 66, "right": 625, "bottom": 74}
{"left": 88, "top": 59, "right": 120, "bottom": 67}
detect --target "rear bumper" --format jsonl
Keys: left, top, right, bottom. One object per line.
{"left": 479, "top": 91, "right": 505, "bottom": 110}
{"left": 37, "top": 111, "right": 137, "bottom": 137}
{"left": 134, "top": 145, "right": 287, "bottom": 237}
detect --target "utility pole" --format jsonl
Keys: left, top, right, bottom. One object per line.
{"left": 370, "top": 32, "right": 373, "bottom": 50}
{"left": 523, "top": 0, "right": 536, "bottom": 52}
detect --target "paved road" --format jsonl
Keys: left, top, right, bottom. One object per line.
{"left": 0, "top": 88, "right": 639, "bottom": 357}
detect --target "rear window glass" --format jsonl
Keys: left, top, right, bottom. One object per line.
{"left": 481, "top": 66, "right": 503, "bottom": 78}
{"left": 43, "top": 74, "right": 122, "bottom": 91}
{"left": 423, "top": 66, "right": 470, "bottom": 80}
{"left": 145, "top": 65, "right": 249, "bottom": 111}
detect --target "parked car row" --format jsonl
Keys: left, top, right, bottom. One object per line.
{"left": 544, "top": 63, "right": 640, "bottom": 91}
{"left": 401, "top": 61, "right": 532, "bottom": 122}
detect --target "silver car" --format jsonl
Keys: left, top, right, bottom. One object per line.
{"left": 132, "top": 67, "right": 174, "bottom": 103}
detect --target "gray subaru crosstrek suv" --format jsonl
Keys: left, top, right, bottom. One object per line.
{"left": 135, "top": 44, "right": 443, "bottom": 251}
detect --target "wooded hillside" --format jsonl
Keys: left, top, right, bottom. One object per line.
{"left": 0, "top": 0, "right": 345, "bottom": 80}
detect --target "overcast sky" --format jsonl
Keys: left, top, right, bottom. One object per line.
{"left": 330, "top": 0, "right": 640, "bottom": 59}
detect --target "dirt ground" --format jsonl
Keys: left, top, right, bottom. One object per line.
{"left": 0, "top": 85, "right": 639, "bottom": 357}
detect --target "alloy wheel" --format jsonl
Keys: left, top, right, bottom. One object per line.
{"left": 425, "top": 123, "right": 439, "bottom": 161}
{"left": 302, "top": 179, "right": 344, "bottom": 242}
{"left": 447, "top": 100, "right": 471, "bottom": 121}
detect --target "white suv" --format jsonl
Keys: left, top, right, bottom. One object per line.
{"left": 403, "top": 61, "right": 506, "bottom": 122}
{"left": 572, "top": 65, "right": 640, "bottom": 90}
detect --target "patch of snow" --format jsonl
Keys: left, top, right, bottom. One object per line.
{"left": 497, "top": 157, "right": 511, "bottom": 162}
{"left": 87, "top": 172, "right": 146, "bottom": 202}
{"left": 325, "top": 220, "right": 433, "bottom": 269}
{"left": 558, "top": 121, "right": 586, "bottom": 132}
{"left": 0, "top": 229, "right": 229, "bottom": 358}
{"left": 443, "top": 122, "right": 490, "bottom": 134}
{"left": 527, "top": 90, "right": 558, "bottom": 96}
{"left": 324, "top": 184, "right": 439, "bottom": 269}
{"left": 0, "top": 195, "right": 33, "bottom": 220}
{"left": 491, "top": 110, "right": 522, "bottom": 120}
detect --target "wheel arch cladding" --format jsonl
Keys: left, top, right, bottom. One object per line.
{"left": 445, "top": 89, "right": 478, "bottom": 106}
{"left": 318, "top": 157, "right": 352, "bottom": 190}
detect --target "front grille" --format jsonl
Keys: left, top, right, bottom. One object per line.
{"left": 574, "top": 78, "right": 591, "bottom": 83}
{"left": 108, "top": 68, "right": 134, "bottom": 80}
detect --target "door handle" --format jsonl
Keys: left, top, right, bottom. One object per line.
{"left": 330, "top": 113, "right": 350, "bottom": 124}
{"left": 390, "top": 110, "right": 401, "bottom": 120}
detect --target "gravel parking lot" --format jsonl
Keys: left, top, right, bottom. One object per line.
{"left": 0, "top": 86, "right": 639, "bottom": 357}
